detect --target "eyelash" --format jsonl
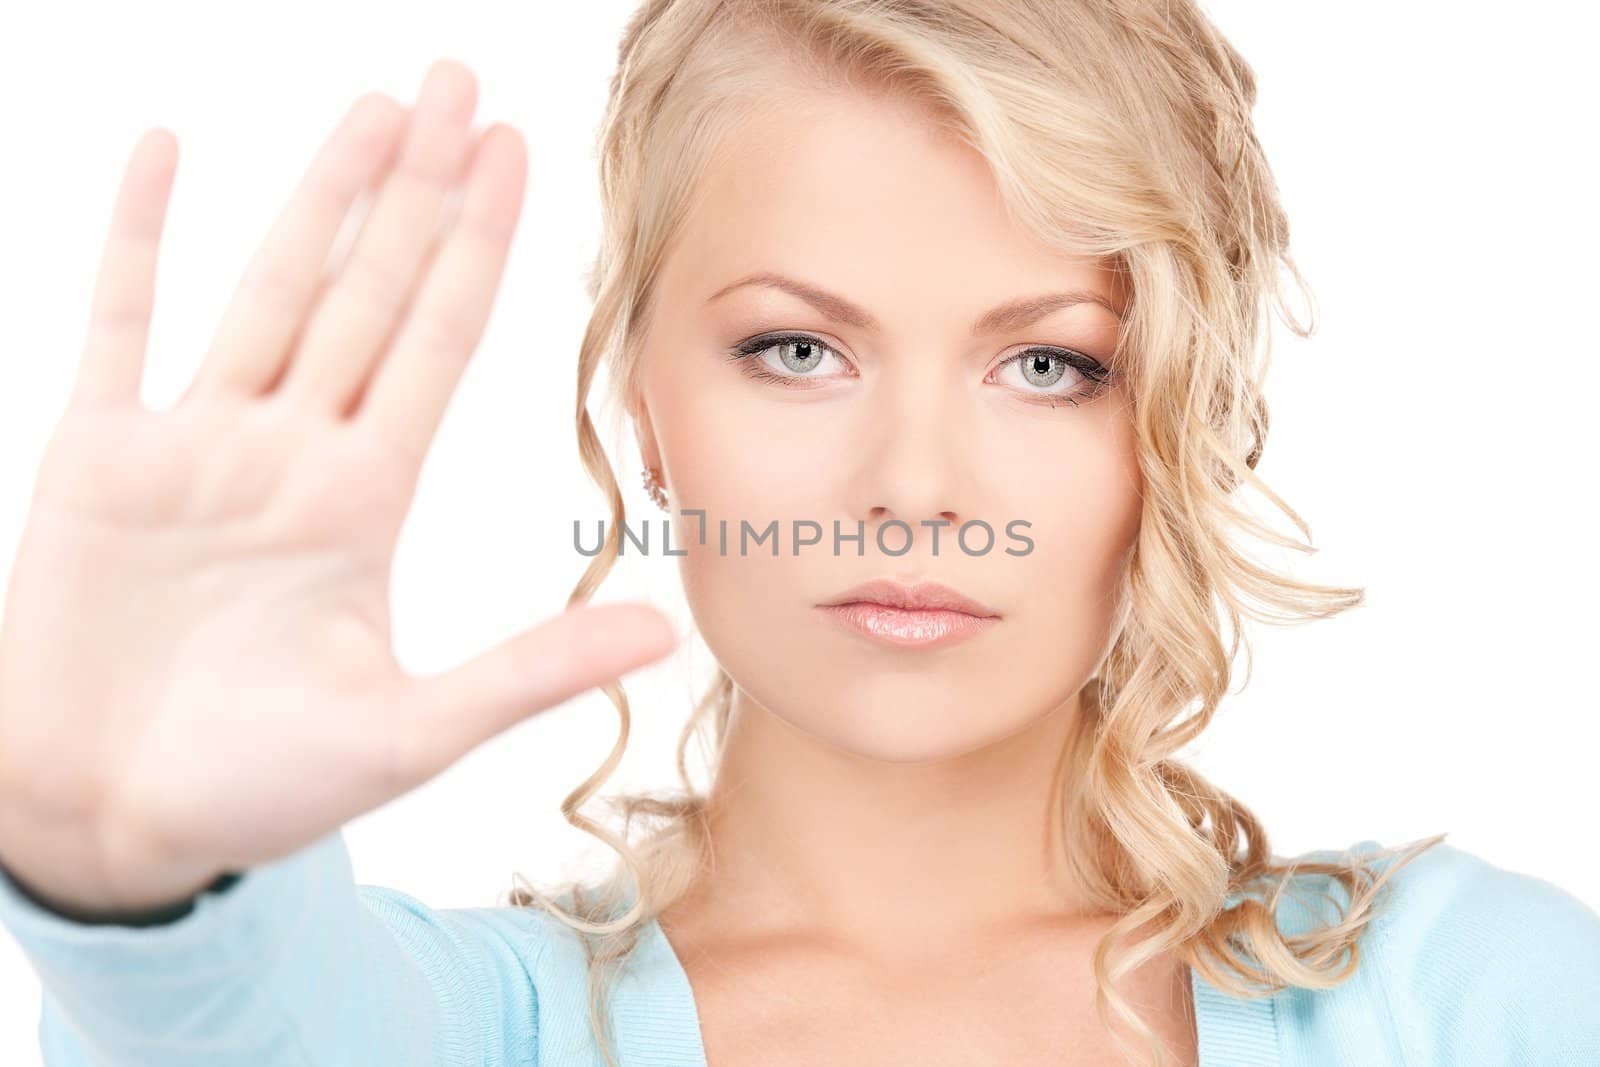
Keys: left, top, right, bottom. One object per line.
{"left": 724, "top": 331, "right": 1117, "bottom": 408}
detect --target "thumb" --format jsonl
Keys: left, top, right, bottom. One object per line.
{"left": 389, "top": 602, "right": 679, "bottom": 786}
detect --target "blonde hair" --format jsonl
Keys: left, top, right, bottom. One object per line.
{"left": 503, "top": 2, "right": 1446, "bottom": 1064}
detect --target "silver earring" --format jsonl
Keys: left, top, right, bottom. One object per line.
{"left": 641, "top": 465, "right": 669, "bottom": 511}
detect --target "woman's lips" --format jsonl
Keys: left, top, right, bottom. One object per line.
{"left": 817, "top": 602, "right": 998, "bottom": 648}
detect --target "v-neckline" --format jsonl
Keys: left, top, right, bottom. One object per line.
{"left": 620, "top": 915, "right": 1281, "bottom": 1066}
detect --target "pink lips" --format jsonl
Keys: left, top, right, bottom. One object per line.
{"left": 817, "top": 579, "right": 1000, "bottom": 649}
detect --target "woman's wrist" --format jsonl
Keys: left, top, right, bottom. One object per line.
{"left": 0, "top": 858, "right": 242, "bottom": 927}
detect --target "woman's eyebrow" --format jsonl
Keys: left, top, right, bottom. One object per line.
{"left": 705, "top": 270, "right": 1124, "bottom": 332}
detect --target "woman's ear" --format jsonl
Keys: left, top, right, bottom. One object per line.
{"left": 628, "top": 384, "right": 663, "bottom": 474}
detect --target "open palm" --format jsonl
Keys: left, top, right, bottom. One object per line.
{"left": 0, "top": 59, "right": 676, "bottom": 918}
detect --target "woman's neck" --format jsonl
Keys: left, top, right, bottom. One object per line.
{"left": 680, "top": 685, "right": 1106, "bottom": 962}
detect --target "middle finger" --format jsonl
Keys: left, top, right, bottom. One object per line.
{"left": 276, "top": 58, "right": 479, "bottom": 415}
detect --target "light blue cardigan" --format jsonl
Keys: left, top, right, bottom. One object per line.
{"left": 0, "top": 829, "right": 1596, "bottom": 1065}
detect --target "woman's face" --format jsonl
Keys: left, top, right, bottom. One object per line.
{"left": 631, "top": 81, "right": 1142, "bottom": 763}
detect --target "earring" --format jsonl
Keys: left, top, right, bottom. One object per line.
{"left": 641, "top": 465, "right": 669, "bottom": 511}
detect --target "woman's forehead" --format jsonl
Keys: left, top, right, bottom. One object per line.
{"left": 663, "top": 90, "right": 1120, "bottom": 323}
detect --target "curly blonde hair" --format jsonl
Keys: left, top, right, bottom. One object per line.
{"left": 503, "top": 2, "right": 1446, "bottom": 1064}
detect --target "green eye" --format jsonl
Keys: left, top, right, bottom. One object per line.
{"left": 728, "top": 332, "right": 851, "bottom": 385}
{"left": 770, "top": 338, "right": 828, "bottom": 374}
{"left": 992, "top": 347, "right": 1114, "bottom": 408}
{"left": 1018, "top": 351, "right": 1068, "bottom": 388}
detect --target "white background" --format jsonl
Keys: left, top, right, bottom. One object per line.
{"left": 1, "top": 1, "right": 1596, "bottom": 1060}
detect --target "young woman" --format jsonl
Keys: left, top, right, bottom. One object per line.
{"left": 0, "top": 3, "right": 1596, "bottom": 1066}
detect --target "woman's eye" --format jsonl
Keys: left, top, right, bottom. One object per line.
{"left": 727, "top": 334, "right": 1113, "bottom": 406}
{"left": 992, "top": 348, "right": 1114, "bottom": 407}
{"left": 729, "top": 333, "right": 852, "bottom": 385}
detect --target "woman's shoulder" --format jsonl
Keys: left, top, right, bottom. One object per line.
{"left": 352, "top": 882, "right": 667, "bottom": 984}
{"left": 1281, "top": 834, "right": 1596, "bottom": 926}
{"left": 350, "top": 881, "right": 600, "bottom": 965}
{"left": 1279, "top": 836, "right": 1600, "bottom": 1063}
{"left": 1297, "top": 836, "right": 1600, "bottom": 967}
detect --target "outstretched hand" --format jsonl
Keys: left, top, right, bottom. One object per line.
{"left": 0, "top": 59, "right": 676, "bottom": 919}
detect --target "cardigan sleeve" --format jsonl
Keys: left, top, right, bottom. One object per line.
{"left": 0, "top": 828, "right": 542, "bottom": 1066}
{"left": 1376, "top": 842, "right": 1600, "bottom": 1065}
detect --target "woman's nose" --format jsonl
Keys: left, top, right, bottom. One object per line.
{"left": 852, "top": 374, "right": 974, "bottom": 535}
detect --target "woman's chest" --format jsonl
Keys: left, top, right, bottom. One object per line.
{"left": 677, "top": 936, "right": 1200, "bottom": 1067}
